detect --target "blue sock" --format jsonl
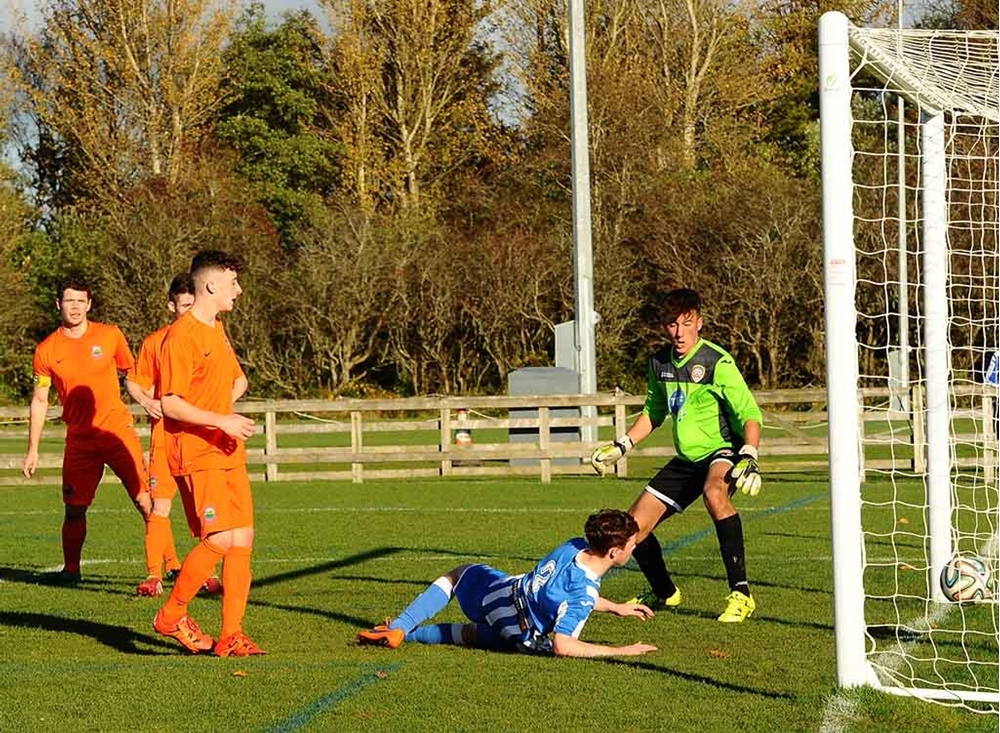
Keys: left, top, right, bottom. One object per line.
{"left": 406, "top": 623, "right": 466, "bottom": 645}
{"left": 388, "top": 576, "right": 455, "bottom": 633}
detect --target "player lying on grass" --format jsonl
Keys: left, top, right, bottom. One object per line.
{"left": 358, "top": 508, "right": 657, "bottom": 657}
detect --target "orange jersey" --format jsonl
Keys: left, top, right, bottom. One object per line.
{"left": 128, "top": 325, "right": 170, "bottom": 394}
{"left": 159, "top": 311, "right": 246, "bottom": 475}
{"left": 127, "top": 325, "right": 170, "bottom": 460}
{"left": 32, "top": 321, "right": 136, "bottom": 440}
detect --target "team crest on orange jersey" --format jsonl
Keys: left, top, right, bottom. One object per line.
{"left": 91, "top": 345, "right": 103, "bottom": 358}
{"left": 204, "top": 506, "right": 217, "bottom": 523}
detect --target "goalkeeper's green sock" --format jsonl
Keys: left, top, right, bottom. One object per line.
{"left": 632, "top": 534, "right": 678, "bottom": 600}
{"left": 715, "top": 514, "right": 750, "bottom": 597}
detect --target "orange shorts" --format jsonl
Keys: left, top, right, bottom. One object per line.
{"left": 62, "top": 430, "right": 148, "bottom": 508}
{"left": 148, "top": 447, "right": 180, "bottom": 502}
{"left": 176, "top": 467, "right": 254, "bottom": 539}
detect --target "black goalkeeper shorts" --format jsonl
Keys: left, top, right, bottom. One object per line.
{"left": 644, "top": 447, "right": 739, "bottom": 513}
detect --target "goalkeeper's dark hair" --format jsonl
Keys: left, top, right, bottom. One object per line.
{"left": 168, "top": 272, "right": 195, "bottom": 302}
{"left": 662, "top": 288, "right": 702, "bottom": 325}
{"left": 57, "top": 271, "right": 93, "bottom": 301}
{"left": 190, "top": 249, "right": 244, "bottom": 279}
{"left": 585, "top": 509, "right": 639, "bottom": 554}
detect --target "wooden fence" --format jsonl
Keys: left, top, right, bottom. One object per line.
{"left": 0, "top": 387, "right": 995, "bottom": 485}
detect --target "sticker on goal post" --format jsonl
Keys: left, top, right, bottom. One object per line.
{"left": 986, "top": 352, "right": 1000, "bottom": 386}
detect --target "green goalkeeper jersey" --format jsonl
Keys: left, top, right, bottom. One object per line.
{"left": 642, "top": 338, "right": 762, "bottom": 462}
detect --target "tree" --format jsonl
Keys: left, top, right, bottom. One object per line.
{"left": 217, "top": 6, "right": 343, "bottom": 240}
{"left": 917, "top": 0, "right": 998, "bottom": 29}
{"left": 326, "top": 0, "right": 503, "bottom": 209}
{"left": 0, "top": 165, "right": 45, "bottom": 399}
{"left": 5, "top": 0, "right": 236, "bottom": 209}
{"left": 281, "top": 209, "right": 399, "bottom": 392}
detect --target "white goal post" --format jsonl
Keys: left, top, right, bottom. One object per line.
{"left": 819, "top": 11, "right": 999, "bottom": 711}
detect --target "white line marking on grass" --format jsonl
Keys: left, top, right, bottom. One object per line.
{"left": 40, "top": 559, "right": 118, "bottom": 572}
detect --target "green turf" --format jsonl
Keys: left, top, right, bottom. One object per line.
{"left": 0, "top": 474, "right": 996, "bottom": 732}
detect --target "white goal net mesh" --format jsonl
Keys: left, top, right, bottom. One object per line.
{"left": 846, "top": 24, "right": 999, "bottom": 711}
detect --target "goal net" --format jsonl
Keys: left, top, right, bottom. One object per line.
{"left": 819, "top": 11, "right": 999, "bottom": 711}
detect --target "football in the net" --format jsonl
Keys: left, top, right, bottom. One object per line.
{"left": 939, "top": 556, "right": 989, "bottom": 602}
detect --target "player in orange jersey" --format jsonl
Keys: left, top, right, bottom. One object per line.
{"left": 152, "top": 250, "right": 264, "bottom": 657}
{"left": 127, "top": 273, "right": 231, "bottom": 597}
{"left": 22, "top": 273, "right": 152, "bottom": 585}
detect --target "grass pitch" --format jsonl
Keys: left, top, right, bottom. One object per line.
{"left": 0, "top": 473, "right": 996, "bottom": 732}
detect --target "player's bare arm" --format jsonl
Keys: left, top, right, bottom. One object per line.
{"left": 126, "top": 378, "right": 162, "bottom": 420}
{"left": 743, "top": 419, "right": 761, "bottom": 451}
{"left": 232, "top": 375, "right": 248, "bottom": 403}
{"left": 551, "top": 632, "right": 657, "bottom": 658}
{"left": 23, "top": 383, "right": 51, "bottom": 478}
{"left": 161, "top": 393, "right": 256, "bottom": 440}
{"left": 594, "top": 596, "right": 654, "bottom": 620}
{"left": 591, "top": 414, "right": 656, "bottom": 475}
{"left": 625, "top": 413, "right": 656, "bottom": 446}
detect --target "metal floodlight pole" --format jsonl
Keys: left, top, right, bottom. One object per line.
{"left": 569, "top": 0, "right": 598, "bottom": 445}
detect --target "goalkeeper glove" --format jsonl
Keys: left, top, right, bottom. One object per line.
{"left": 730, "top": 445, "right": 762, "bottom": 497}
{"left": 590, "top": 436, "right": 634, "bottom": 476}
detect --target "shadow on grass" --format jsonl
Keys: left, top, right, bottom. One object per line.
{"left": 616, "top": 567, "right": 832, "bottom": 597}
{"left": 253, "top": 548, "right": 405, "bottom": 589}
{"left": 758, "top": 531, "right": 828, "bottom": 542}
{"left": 0, "top": 566, "right": 129, "bottom": 593}
{"left": 0, "top": 610, "right": 177, "bottom": 655}
{"left": 660, "top": 605, "right": 835, "bottom": 632}
{"left": 323, "top": 574, "right": 428, "bottom": 587}
{"left": 249, "top": 547, "right": 422, "bottom": 627}
{"left": 250, "top": 545, "right": 529, "bottom": 628}
{"left": 248, "top": 598, "right": 373, "bottom": 629}
{"left": 254, "top": 546, "right": 530, "bottom": 589}
{"left": 868, "top": 625, "right": 995, "bottom": 652}
{"left": 595, "top": 656, "right": 796, "bottom": 699}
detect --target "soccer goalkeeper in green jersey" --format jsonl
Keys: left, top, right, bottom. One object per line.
{"left": 591, "top": 288, "right": 763, "bottom": 623}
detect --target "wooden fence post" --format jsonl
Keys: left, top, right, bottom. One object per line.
{"left": 440, "top": 407, "right": 452, "bottom": 477}
{"left": 539, "top": 406, "right": 551, "bottom": 484}
{"left": 264, "top": 410, "right": 278, "bottom": 482}
{"left": 614, "top": 396, "right": 628, "bottom": 478}
{"left": 350, "top": 411, "right": 363, "bottom": 484}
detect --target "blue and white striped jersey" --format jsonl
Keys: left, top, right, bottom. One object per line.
{"left": 519, "top": 537, "right": 601, "bottom": 638}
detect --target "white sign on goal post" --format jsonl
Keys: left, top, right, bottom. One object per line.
{"left": 819, "top": 10, "right": 1000, "bottom": 712}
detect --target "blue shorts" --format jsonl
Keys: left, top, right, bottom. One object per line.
{"left": 455, "top": 565, "right": 549, "bottom": 652}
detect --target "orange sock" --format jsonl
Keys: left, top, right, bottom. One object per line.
{"left": 220, "top": 546, "right": 252, "bottom": 640}
{"left": 62, "top": 515, "right": 87, "bottom": 574}
{"left": 160, "top": 539, "right": 224, "bottom": 624}
{"left": 161, "top": 521, "right": 181, "bottom": 574}
{"left": 144, "top": 514, "right": 171, "bottom": 578}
